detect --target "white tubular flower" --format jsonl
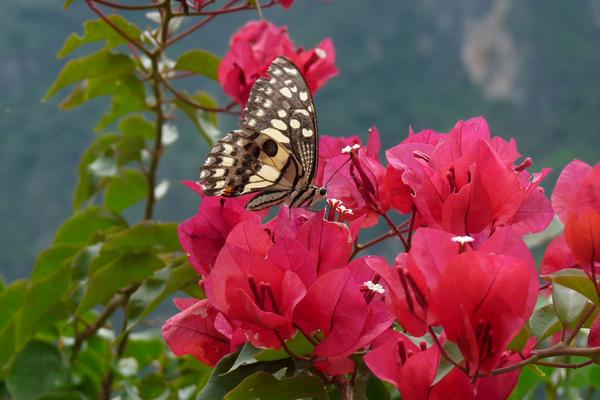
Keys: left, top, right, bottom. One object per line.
{"left": 451, "top": 236, "right": 475, "bottom": 245}
{"left": 341, "top": 143, "right": 361, "bottom": 154}
{"left": 364, "top": 280, "right": 385, "bottom": 294}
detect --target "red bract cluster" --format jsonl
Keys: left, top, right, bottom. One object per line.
{"left": 218, "top": 20, "right": 338, "bottom": 106}
{"left": 164, "top": 116, "right": 600, "bottom": 398}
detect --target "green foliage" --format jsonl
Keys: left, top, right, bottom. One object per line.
{"left": 6, "top": 341, "right": 68, "bottom": 400}
{"left": 543, "top": 268, "right": 600, "bottom": 305}
{"left": 58, "top": 16, "right": 141, "bottom": 58}
{"left": 175, "top": 50, "right": 221, "bottom": 81}
{"left": 224, "top": 373, "right": 328, "bottom": 400}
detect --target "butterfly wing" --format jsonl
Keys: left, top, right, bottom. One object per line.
{"left": 199, "top": 56, "right": 319, "bottom": 208}
{"left": 242, "top": 57, "right": 319, "bottom": 186}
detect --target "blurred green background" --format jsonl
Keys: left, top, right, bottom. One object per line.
{"left": 2, "top": 0, "right": 600, "bottom": 282}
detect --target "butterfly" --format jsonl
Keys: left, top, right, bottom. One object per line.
{"left": 199, "top": 56, "right": 327, "bottom": 210}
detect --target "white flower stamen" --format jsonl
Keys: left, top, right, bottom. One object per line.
{"left": 364, "top": 280, "right": 385, "bottom": 294}
{"left": 315, "top": 47, "right": 327, "bottom": 59}
{"left": 341, "top": 143, "right": 361, "bottom": 154}
{"left": 451, "top": 235, "right": 474, "bottom": 245}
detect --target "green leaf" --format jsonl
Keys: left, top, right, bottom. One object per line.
{"left": 543, "top": 268, "right": 600, "bottom": 305}
{"left": 175, "top": 91, "right": 219, "bottom": 145}
{"left": 103, "top": 221, "right": 180, "bottom": 254}
{"left": 509, "top": 325, "right": 531, "bottom": 352}
{"left": 127, "top": 261, "right": 198, "bottom": 328}
{"left": 77, "top": 253, "right": 164, "bottom": 313}
{"left": 104, "top": 168, "right": 148, "bottom": 212}
{"left": 197, "top": 351, "right": 294, "bottom": 400}
{"left": 54, "top": 206, "right": 127, "bottom": 246}
{"left": 72, "top": 334, "right": 111, "bottom": 398}
{"left": 58, "top": 16, "right": 141, "bottom": 58}
{"left": 6, "top": 341, "right": 68, "bottom": 400}
{"left": 123, "top": 331, "right": 164, "bottom": 368}
{"left": 255, "top": 332, "right": 314, "bottom": 362}
{"left": 119, "top": 115, "right": 155, "bottom": 140}
{"left": 552, "top": 283, "right": 589, "bottom": 326}
{"left": 529, "top": 304, "right": 562, "bottom": 340}
{"left": 73, "top": 134, "right": 119, "bottom": 209}
{"left": 32, "top": 244, "right": 80, "bottom": 281}
{"left": 175, "top": 50, "right": 221, "bottom": 81}
{"left": 63, "top": 0, "right": 74, "bottom": 8}
{"left": 44, "top": 51, "right": 135, "bottom": 101}
{"left": 61, "top": 70, "right": 146, "bottom": 111}
{"left": 17, "top": 263, "right": 72, "bottom": 350}
{"left": 96, "top": 92, "right": 147, "bottom": 131}
{"left": 139, "top": 373, "right": 168, "bottom": 399}
{"left": 365, "top": 374, "right": 391, "bottom": 400}
{"left": 224, "top": 373, "right": 327, "bottom": 400}
{"left": 432, "top": 341, "right": 463, "bottom": 385}
{"left": 228, "top": 343, "right": 262, "bottom": 372}
{"left": 0, "top": 280, "right": 27, "bottom": 327}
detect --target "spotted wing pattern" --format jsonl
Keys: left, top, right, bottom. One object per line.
{"left": 199, "top": 57, "right": 319, "bottom": 209}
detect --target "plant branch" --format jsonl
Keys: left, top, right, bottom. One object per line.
{"left": 534, "top": 359, "right": 594, "bottom": 369}
{"left": 352, "top": 220, "right": 411, "bottom": 257}
{"left": 85, "top": 0, "right": 152, "bottom": 56}
{"left": 564, "top": 304, "right": 597, "bottom": 345}
{"left": 160, "top": 76, "right": 240, "bottom": 114}
{"left": 428, "top": 326, "right": 468, "bottom": 374}
{"left": 491, "top": 342, "right": 600, "bottom": 376}
{"left": 171, "top": 0, "right": 276, "bottom": 17}
{"left": 276, "top": 332, "right": 311, "bottom": 361}
{"left": 91, "top": 0, "right": 166, "bottom": 10}
{"left": 380, "top": 212, "right": 409, "bottom": 251}
{"left": 167, "top": 0, "right": 239, "bottom": 46}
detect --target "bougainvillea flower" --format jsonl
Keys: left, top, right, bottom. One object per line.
{"left": 177, "top": 181, "right": 262, "bottom": 276}
{"left": 564, "top": 208, "right": 600, "bottom": 267}
{"left": 218, "top": 20, "right": 338, "bottom": 105}
{"left": 322, "top": 128, "right": 391, "bottom": 227}
{"left": 541, "top": 234, "right": 579, "bottom": 275}
{"left": 365, "top": 332, "right": 474, "bottom": 400}
{"left": 279, "top": 0, "right": 294, "bottom": 9}
{"left": 316, "top": 135, "right": 361, "bottom": 185}
{"left": 203, "top": 221, "right": 306, "bottom": 348}
{"left": 552, "top": 160, "right": 600, "bottom": 222}
{"left": 432, "top": 252, "right": 534, "bottom": 376}
{"left": 386, "top": 117, "right": 553, "bottom": 236}
{"left": 294, "top": 267, "right": 393, "bottom": 363}
{"left": 589, "top": 314, "right": 600, "bottom": 347}
{"left": 294, "top": 210, "right": 353, "bottom": 280}
{"left": 162, "top": 299, "right": 243, "bottom": 366}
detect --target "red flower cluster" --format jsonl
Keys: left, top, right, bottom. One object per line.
{"left": 166, "top": 192, "right": 393, "bottom": 373}
{"left": 164, "top": 116, "right": 600, "bottom": 398}
{"left": 218, "top": 20, "right": 338, "bottom": 106}
{"left": 543, "top": 160, "right": 600, "bottom": 276}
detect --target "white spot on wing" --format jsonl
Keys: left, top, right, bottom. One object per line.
{"left": 255, "top": 109, "right": 265, "bottom": 117}
{"left": 272, "top": 67, "right": 282, "bottom": 76}
{"left": 277, "top": 109, "right": 287, "bottom": 118}
{"left": 220, "top": 157, "right": 235, "bottom": 167}
{"left": 213, "top": 169, "right": 226, "bottom": 178}
{"left": 283, "top": 67, "right": 298, "bottom": 75}
{"left": 294, "top": 109, "right": 310, "bottom": 117}
{"left": 259, "top": 164, "right": 281, "bottom": 181}
{"left": 262, "top": 128, "right": 290, "bottom": 143}
{"left": 248, "top": 118, "right": 257, "bottom": 127}
{"left": 302, "top": 129, "right": 313, "bottom": 138}
{"left": 290, "top": 119, "right": 301, "bottom": 129}
{"left": 264, "top": 99, "right": 272, "bottom": 108}
{"left": 299, "top": 91, "right": 308, "bottom": 102}
{"left": 279, "top": 87, "right": 293, "bottom": 98}
{"left": 271, "top": 119, "right": 287, "bottom": 130}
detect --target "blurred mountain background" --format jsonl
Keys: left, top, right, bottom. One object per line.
{"left": 2, "top": 0, "right": 600, "bottom": 281}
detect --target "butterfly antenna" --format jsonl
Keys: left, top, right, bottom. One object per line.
{"left": 324, "top": 157, "right": 352, "bottom": 188}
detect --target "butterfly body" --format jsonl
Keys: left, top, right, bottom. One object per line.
{"left": 200, "top": 57, "right": 327, "bottom": 210}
